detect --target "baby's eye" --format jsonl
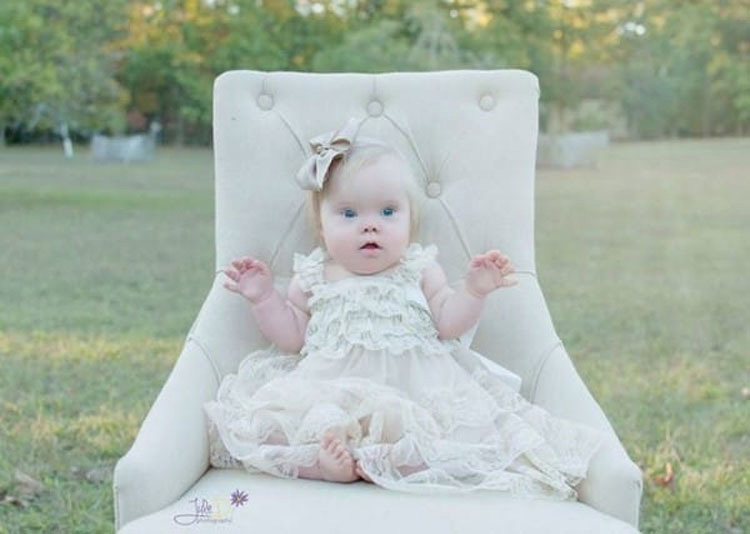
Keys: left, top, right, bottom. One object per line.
{"left": 341, "top": 208, "right": 357, "bottom": 218}
{"left": 381, "top": 206, "right": 395, "bottom": 217}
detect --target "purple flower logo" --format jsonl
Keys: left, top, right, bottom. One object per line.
{"left": 230, "top": 489, "right": 248, "bottom": 508}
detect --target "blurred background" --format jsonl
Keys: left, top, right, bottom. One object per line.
{"left": 1, "top": 1, "right": 748, "bottom": 533}
{"left": 2, "top": 0, "right": 748, "bottom": 148}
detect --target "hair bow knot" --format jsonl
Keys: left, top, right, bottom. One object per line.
{"left": 295, "top": 116, "right": 364, "bottom": 191}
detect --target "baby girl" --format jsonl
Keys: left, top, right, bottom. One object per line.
{"left": 205, "top": 117, "right": 604, "bottom": 497}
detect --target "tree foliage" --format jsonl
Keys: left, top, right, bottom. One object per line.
{"left": 0, "top": 0, "right": 129, "bottom": 140}
{"left": 1, "top": 0, "right": 747, "bottom": 145}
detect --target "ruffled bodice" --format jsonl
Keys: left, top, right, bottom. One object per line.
{"left": 293, "top": 242, "right": 459, "bottom": 360}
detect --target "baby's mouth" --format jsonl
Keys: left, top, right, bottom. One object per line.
{"left": 360, "top": 242, "right": 381, "bottom": 250}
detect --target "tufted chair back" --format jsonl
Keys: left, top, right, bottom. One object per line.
{"left": 207, "top": 69, "right": 560, "bottom": 401}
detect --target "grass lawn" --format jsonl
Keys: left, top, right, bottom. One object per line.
{"left": 1, "top": 139, "right": 748, "bottom": 533}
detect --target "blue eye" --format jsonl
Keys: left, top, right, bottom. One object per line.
{"left": 342, "top": 208, "right": 357, "bottom": 218}
{"left": 381, "top": 207, "right": 395, "bottom": 217}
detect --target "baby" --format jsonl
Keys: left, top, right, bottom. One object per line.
{"left": 219, "top": 117, "right": 519, "bottom": 484}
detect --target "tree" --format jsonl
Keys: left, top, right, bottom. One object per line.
{"left": 591, "top": 0, "right": 750, "bottom": 137}
{"left": 117, "top": 0, "right": 346, "bottom": 144}
{"left": 0, "top": 0, "right": 128, "bottom": 151}
{"left": 311, "top": 1, "right": 475, "bottom": 72}
{"left": 3, "top": 0, "right": 747, "bottom": 145}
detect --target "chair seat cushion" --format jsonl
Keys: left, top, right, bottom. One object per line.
{"left": 119, "top": 468, "right": 640, "bottom": 533}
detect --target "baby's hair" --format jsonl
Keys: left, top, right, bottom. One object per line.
{"left": 306, "top": 137, "right": 422, "bottom": 244}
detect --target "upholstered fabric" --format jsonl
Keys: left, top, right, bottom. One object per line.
{"left": 118, "top": 469, "right": 639, "bottom": 534}
{"left": 113, "top": 69, "right": 643, "bottom": 532}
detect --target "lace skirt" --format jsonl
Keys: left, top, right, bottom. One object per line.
{"left": 203, "top": 343, "right": 607, "bottom": 500}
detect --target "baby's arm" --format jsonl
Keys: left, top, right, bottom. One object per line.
{"left": 422, "top": 261, "right": 485, "bottom": 340}
{"left": 250, "top": 274, "right": 310, "bottom": 353}
{"left": 223, "top": 257, "right": 310, "bottom": 353}
{"left": 422, "top": 251, "right": 517, "bottom": 340}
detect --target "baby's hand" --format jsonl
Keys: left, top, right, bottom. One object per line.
{"left": 221, "top": 256, "right": 274, "bottom": 304}
{"left": 465, "top": 250, "right": 518, "bottom": 298}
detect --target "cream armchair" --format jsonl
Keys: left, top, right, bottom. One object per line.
{"left": 113, "top": 69, "right": 643, "bottom": 533}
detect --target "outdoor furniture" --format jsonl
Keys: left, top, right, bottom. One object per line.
{"left": 113, "top": 69, "right": 643, "bottom": 533}
{"left": 91, "top": 122, "right": 162, "bottom": 163}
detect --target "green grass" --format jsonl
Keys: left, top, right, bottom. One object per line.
{"left": 1, "top": 140, "right": 748, "bottom": 533}
{"left": 0, "top": 147, "right": 214, "bottom": 336}
{"left": 536, "top": 138, "right": 750, "bottom": 534}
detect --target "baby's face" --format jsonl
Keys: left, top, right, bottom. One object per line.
{"left": 319, "top": 156, "right": 412, "bottom": 275}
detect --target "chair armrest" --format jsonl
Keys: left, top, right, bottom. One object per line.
{"left": 113, "top": 337, "right": 218, "bottom": 531}
{"left": 530, "top": 342, "right": 643, "bottom": 529}
{"left": 113, "top": 275, "right": 266, "bottom": 530}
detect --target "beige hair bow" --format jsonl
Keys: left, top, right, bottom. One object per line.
{"left": 295, "top": 116, "right": 365, "bottom": 191}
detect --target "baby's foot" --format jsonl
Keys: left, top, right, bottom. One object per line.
{"left": 317, "top": 431, "right": 359, "bottom": 483}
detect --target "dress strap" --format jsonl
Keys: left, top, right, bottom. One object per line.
{"left": 292, "top": 246, "right": 326, "bottom": 292}
{"left": 400, "top": 242, "right": 439, "bottom": 279}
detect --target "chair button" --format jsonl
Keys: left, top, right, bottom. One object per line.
{"left": 257, "top": 93, "right": 274, "bottom": 110}
{"left": 367, "top": 99, "right": 383, "bottom": 117}
{"left": 479, "top": 94, "right": 495, "bottom": 111}
{"left": 426, "top": 182, "right": 442, "bottom": 198}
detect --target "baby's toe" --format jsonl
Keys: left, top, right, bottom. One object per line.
{"left": 336, "top": 445, "right": 350, "bottom": 460}
{"left": 322, "top": 431, "right": 336, "bottom": 447}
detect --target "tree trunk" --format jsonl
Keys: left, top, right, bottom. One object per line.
{"left": 701, "top": 74, "right": 712, "bottom": 137}
{"left": 548, "top": 102, "right": 565, "bottom": 134}
{"left": 176, "top": 114, "right": 185, "bottom": 146}
{"left": 60, "top": 122, "right": 74, "bottom": 158}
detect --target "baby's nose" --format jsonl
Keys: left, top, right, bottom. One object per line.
{"left": 361, "top": 221, "right": 379, "bottom": 233}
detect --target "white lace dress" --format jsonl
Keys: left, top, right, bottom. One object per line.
{"left": 203, "top": 242, "right": 606, "bottom": 500}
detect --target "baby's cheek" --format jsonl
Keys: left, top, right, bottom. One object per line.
{"left": 324, "top": 227, "right": 352, "bottom": 248}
